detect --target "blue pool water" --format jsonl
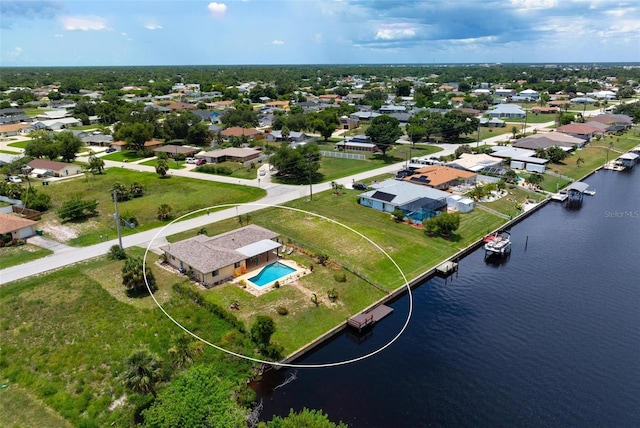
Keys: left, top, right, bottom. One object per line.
{"left": 249, "top": 262, "right": 296, "bottom": 287}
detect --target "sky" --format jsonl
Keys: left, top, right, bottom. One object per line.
{"left": 1, "top": 0, "right": 639, "bottom": 67}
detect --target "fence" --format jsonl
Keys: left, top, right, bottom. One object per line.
{"left": 320, "top": 151, "right": 366, "bottom": 161}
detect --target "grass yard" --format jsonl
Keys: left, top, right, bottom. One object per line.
{"left": 100, "top": 151, "right": 145, "bottom": 162}
{"left": 7, "top": 140, "right": 29, "bottom": 149}
{"left": 32, "top": 168, "right": 264, "bottom": 246}
{"left": 545, "top": 133, "right": 640, "bottom": 181}
{"left": 0, "top": 244, "right": 53, "bottom": 269}
{"left": 0, "top": 255, "right": 256, "bottom": 427}
{"left": 504, "top": 114, "right": 556, "bottom": 124}
{"left": 139, "top": 158, "right": 186, "bottom": 170}
{"left": 481, "top": 187, "right": 545, "bottom": 218}
{"left": 0, "top": 384, "right": 73, "bottom": 428}
{"left": 23, "top": 108, "right": 52, "bottom": 117}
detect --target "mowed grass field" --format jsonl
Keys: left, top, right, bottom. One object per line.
{"left": 32, "top": 167, "right": 265, "bottom": 246}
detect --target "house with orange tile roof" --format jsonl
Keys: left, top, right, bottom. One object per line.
{"left": 404, "top": 165, "right": 477, "bottom": 190}
{"left": 556, "top": 123, "right": 604, "bottom": 141}
{"left": 265, "top": 100, "right": 289, "bottom": 110}
{"left": 0, "top": 213, "right": 38, "bottom": 239}
{"left": 220, "top": 127, "right": 262, "bottom": 140}
{"left": 0, "top": 123, "right": 30, "bottom": 138}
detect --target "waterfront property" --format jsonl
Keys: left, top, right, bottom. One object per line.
{"left": 566, "top": 182, "right": 590, "bottom": 207}
{"left": 403, "top": 165, "right": 477, "bottom": 191}
{"left": 357, "top": 179, "right": 449, "bottom": 223}
{"left": 160, "top": 224, "right": 281, "bottom": 287}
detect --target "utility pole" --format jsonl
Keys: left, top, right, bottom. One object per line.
{"left": 113, "top": 190, "right": 123, "bottom": 250}
{"left": 307, "top": 155, "right": 313, "bottom": 201}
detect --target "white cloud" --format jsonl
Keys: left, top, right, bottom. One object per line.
{"left": 510, "top": 0, "right": 558, "bottom": 10}
{"left": 53, "top": 34, "right": 63, "bottom": 38}
{"left": 145, "top": 23, "right": 163, "bottom": 30}
{"left": 62, "top": 15, "right": 110, "bottom": 31}
{"left": 375, "top": 24, "right": 416, "bottom": 40}
{"left": 272, "top": 40, "right": 285, "bottom": 45}
{"left": 121, "top": 32, "right": 128, "bottom": 36}
{"left": 3, "top": 46, "right": 24, "bottom": 62}
{"left": 208, "top": 2, "right": 227, "bottom": 17}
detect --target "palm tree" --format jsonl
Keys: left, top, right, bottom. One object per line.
{"left": 576, "top": 156, "right": 585, "bottom": 167}
{"left": 511, "top": 125, "right": 519, "bottom": 139}
{"left": 122, "top": 349, "right": 163, "bottom": 397}
{"left": 168, "top": 334, "right": 204, "bottom": 370}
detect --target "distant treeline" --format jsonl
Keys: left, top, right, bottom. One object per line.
{"left": 1, "top": 63, "right": 640, "bottom": 96}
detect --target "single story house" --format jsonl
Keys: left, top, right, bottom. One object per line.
{"left": 488, "top": 104, "right": 526, "bottom": 118}
{"left": 587, "top": 114, "right": 633, "bottom": 130}
{"left": 160, "top": 225, "right": 281, "bottom": 286}
{"left": 339, "top": 115, "right": 359, "bottom": 130}
{"left": 264, "top": 130, "right": 307, "bottom": 143}
{"left": 82, "top": 134, "right": 113, "bottom": 146}
{"left": 196, "top": 147, "right": 261, "bottom": 164}
{"left": 31, "top": 117, "right": 81, "bottom": 131}
{"left": 335, "top": 136, "right": 380, "bottom": 153}
{"left": 220, "top": 127, "right": 263, "bottom": 140}
{"left": 518, "top": 89, "right": 540, "bottom": 100}
{"left": 28, "top": 159, "right": 83, "bottom": 177}
{"left": 480, "top": 117, "right": 506, "bottom": 128}
{"left": 445, "top": 153, "right": 503, "bottom": 173}
{"left": 358, "top": 179, "right": 450, "bottom": 223}
{"left": 144, "top": 139, "right": 164, "bottom": 150}
{"left": 0, "top": 213, "right": 38, "bottom": 239}
{"left": 494, "top": 88, "right": 516, "bottom": 97}
{"left": 108, "top": 140, "right": 128, "bottom": 152}
{"left": 153, "top": 144, "right": 201, "bottom": 157}
{"left": 264, "top": 100, "right": 289, "bottom": 110}
{"left": 167, "top": 101, "right": 196, "bottom": 111}
{"left": 556, "top": 123, "right": 604, "bottom": 141}
{"left": 491, "top": 147, "right": 549, "bottom": 173}
{"left": 514, "top": 132, "right": 587, "bottom": 150}
{"left": 0, "top": 123, "right": 30, "bottom": 138}
{"left": 35, "top": 110, "right": 71, "bottom": 120}
{"left": 403, "top": 165, "right": 477, "bottom": 190}
{"left": 530, "top": 106, "right": 559, "bottom": 114}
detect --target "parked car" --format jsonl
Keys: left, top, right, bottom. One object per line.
{"left": 195, "top": 158, "right": 207, "bottom": 166}
{"left": 105, "top": 147, "right": 116, "bottom": 153}
{"left": 259, "top": 169, "right": 266, "bottom": 176}
{"left": 185, "top": 157, "right": 197, "bottom": 164}
{"left": 8, "top": 176, "right": 22, "bottom": 183}
{"left": 352, "top": 182, "right": 367, "bottom": 191}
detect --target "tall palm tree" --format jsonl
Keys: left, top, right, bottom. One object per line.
{"left": 122, "top": 349, "right": 163, "bottom": 397}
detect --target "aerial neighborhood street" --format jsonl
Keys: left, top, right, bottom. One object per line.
{"left": 1, "top": 62, "right": 639, "bottom": 428}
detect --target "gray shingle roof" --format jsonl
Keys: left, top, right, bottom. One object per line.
{"left": 161, "top": 225, "right": 279, "bottom": 274}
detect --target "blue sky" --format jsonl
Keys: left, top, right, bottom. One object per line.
{"left": 1, "top": 0, "right": 639, "bottom": 66}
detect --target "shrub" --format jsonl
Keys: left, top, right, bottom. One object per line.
{"left": 108, "top": 244, "right": 127, "bottom": 260}
{"left": 276, "top": 306, "right": 289, "bottom": 316}
{"left": 273, "top": 280, "right": 280, "bottom": 288}
{"left": 333, "top": 272, "right": 347, "bottom": 283}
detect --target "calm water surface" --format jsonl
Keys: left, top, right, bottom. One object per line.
{"left": 257, "top": 168, "right": 640, "bottom": 427}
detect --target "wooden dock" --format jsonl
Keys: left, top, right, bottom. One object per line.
{"left": 347, "top": 305, "right": 393, "bottom": 332}
{"left": 436, "top": 260, "right": 458, "bottom": 276}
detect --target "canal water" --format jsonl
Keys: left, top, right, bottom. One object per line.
{"left": 256, "top": 168, "right": 640, "bottom": 427}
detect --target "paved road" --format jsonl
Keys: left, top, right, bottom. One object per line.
{"left": 0, "top": 107, "right": 614, "bottom": 284}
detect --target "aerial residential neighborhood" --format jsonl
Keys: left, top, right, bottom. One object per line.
{"left": 1, "top": 62, "right": 639, "bottom": 428}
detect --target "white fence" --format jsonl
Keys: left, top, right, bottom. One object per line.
{"left": 320, "top": 151, "right": 366, "bottom": 161}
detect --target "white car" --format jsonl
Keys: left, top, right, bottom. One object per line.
{"left": 185, "top": 157, "right": 197, "bottom": 164}
{"left": 259, "top": 169, "right": 266, "bottom": 176}
{"left": 8, "top": 176, "right": 22, "bottom": 183}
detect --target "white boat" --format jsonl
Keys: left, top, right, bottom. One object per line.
{"left": 584, "top": 190, "right": 596, "bottom": 196}
{"left": 484, "top": 231, "right": 512, "bottom": 255}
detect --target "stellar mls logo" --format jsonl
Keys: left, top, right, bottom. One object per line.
{"left": 604, "top": 210, "right": 639, "bottom": 218}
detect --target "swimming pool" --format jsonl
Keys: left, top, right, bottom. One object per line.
{"left": 248, "top": 262, "right": 296, "bottom": 287}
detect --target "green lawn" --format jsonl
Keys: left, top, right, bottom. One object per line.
{"left": 31, "top": 168, "right": 264, "bottom": 246}
{"left": 23, "top": 108, "right": 52, "bottom": 117}
{"left": 504, "top": 114, "right": 557, "bottom": 124}
{"left": 0, "top": 244, "right": 53, "bottom": 269}
{"left": 546, "top": 133, "right": 640, "bottom": 181}
{"left": 139, "top": 158, "right": 186, "bottom": 170}
{"left": 0, "top": 384, "right": 73, "bottom": 428}
{"left": 100, "top": 151, "right": 145, "bottom": 162}
{"left": 7, "top": 140, "right": 29, "bottom": 149}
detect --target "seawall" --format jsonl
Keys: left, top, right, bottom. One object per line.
{"left": 281, "top": 193, "right": 554, "bottom": 365}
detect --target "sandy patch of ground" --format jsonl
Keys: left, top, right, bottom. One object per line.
{"left": 39, "top": 220, "right": 80, "bottom": 242}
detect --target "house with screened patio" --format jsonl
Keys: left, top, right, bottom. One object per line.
{"left": 160, "top": 225, "right": 282, "bottom": 287}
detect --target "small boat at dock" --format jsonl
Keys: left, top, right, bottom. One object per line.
{"left": 484, "top": 231, "right": 511, "bottom": 256}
